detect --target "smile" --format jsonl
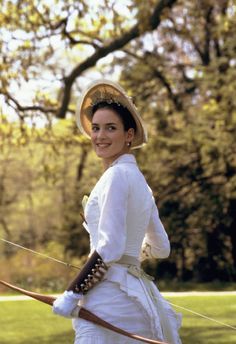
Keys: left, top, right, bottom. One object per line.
{"left": 96, "top": 143, "right": 110, "bottom": 148}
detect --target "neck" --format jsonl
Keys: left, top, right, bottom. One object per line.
{"left": 102, "top": 150, "right": 131, "bottom": 170}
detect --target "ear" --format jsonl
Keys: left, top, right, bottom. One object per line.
{"left": 126, "top": 128, "right": 135, "bottom": 144}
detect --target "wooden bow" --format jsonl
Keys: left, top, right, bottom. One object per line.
{"left": 0, "top": 279, "right": 168, "bottom": 344}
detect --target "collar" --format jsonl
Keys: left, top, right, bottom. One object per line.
{"left": 110, "top": 154, "right": 137, "bottom": 167}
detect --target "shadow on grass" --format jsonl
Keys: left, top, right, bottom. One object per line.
{"left": 158, "top": 280, "right": 236, "bottom": 292}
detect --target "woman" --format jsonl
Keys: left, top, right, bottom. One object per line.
{"left": 53, "top": 80, "right": 182, "bottom": 343}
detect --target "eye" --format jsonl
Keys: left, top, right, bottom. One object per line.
{"left": 91, "top": 125, "right": 99, "bottom": 132}
{"left": 108, "top": 125, "right": 116, "bottom": 131}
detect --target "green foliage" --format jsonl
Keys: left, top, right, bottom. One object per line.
{"left": 117, "top": 0, "right": 236, "bottom": 282}
{"left": 0, "top": 112, "right": 99, "bottom": 290}
{"left": 0, "top": 246, "right": 85, "bottom": 292}
{"left": 0, "top": 0, "right": 236, "bottom": 285}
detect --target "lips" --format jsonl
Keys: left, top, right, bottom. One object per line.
{"left": 96, "top": 143, "right": 110, "bottom": 148}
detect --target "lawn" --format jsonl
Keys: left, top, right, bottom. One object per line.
{"left": 166, "top": 294, "right": 236, "bottom": 344}
{"left": 0, "top": 294, "right": 235, "bottom": 343}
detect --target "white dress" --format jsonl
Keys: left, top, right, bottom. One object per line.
{"left": 72, "top": 154, "right": 182, "bottom": 344}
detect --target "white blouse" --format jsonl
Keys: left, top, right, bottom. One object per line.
{"left": 83, "top": 153, "right": 170, "bottom": 264}
{"left": 74, "top": 154, "right": 182, "bottom": 344}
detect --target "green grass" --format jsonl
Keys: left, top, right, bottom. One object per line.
{"left": 168, "top": 295, "right": 236, "bottom": 344}
{"left": 0, "top": 295, "right": 235, "bottom": 343}
{"left": 0, "top": 301, "right": 74, "bottom": 344}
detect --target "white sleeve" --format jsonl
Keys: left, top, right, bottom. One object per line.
{"left": 140, "top": 202, "right": 170, "bottom": 261}
{"left": 96, "top": 167, "right": 128, "bottom": 264}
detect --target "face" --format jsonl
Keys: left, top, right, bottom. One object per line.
{"left": 91, "top": 108, "right": 134, "bottom": 167}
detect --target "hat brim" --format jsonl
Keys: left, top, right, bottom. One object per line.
{"left": 76, "top": 79, "right": 147, "bottom": 149}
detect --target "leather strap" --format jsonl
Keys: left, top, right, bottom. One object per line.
{"left": 117, "top": 255, "right": 140, "bottom": 267}
{"left": 67, "top": 250, "right": 108, "bottom": 294}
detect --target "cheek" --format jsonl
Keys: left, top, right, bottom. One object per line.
{"left": 90, "top": 132, "right": 96, "bottom": 142}
{"left": 118, "top": 132, "right": 128, "bottom": 144}
{"left": 112, "top": 132, "right": 124, "bottom": 144}
{"left": 90, "top": 135, "right": 97, "bottom": 148}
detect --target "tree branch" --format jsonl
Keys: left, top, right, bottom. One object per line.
{"left": 4, "top": 92, "right": 56, "bottom": 114}
{"left": 62, "top": 27, "right": 102, "bottom": 49}
{"left": 159, "top": 171, "right": 224, "bottom": 202}
{"left": 122, "top": 49, "right": 183, "bottom": 111}
{"left": 56, "top": 0, "right": 177, "bottom": 118}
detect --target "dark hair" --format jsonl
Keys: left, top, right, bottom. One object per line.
{"left": 91, "top": 101, "right": 137, "bottom": 132}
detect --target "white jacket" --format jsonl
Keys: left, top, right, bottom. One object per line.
{"left": 75, "top": 154, "right": 182, "bottom": 344}
{"left": 84, "top": 153, "right": 170, "bottom": 264}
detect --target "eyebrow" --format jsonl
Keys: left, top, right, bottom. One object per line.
{"left": 91, "top": 122, "right": 117, "bottom": 126}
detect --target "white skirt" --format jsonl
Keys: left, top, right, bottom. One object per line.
{"left": 72, "top": 264, "right": 182, "bottom": 344}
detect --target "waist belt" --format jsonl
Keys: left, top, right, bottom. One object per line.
{"left": 116, "top": 255, "right": 154, "bottom": 281}
{"left": 116, "top": 255, "right": 140, "bottom": 267}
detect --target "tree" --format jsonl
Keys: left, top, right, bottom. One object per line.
{"left": 2, "top": 0, "right": 235, "bottom": 284}
{"left": 0, "top": 0, "right": 180, "bottom": 286}
{"left": 0, "top": 0, "right": 177, "bottom": 122}
{"left": 116, "top": 0, "right": 236, "bottom": 281}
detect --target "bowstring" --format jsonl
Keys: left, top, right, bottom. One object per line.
{"left": 1, "top": 238, "right": 236, "bottom": 331}
{"left": 104, "top": 272, "right": 236, "bottom": 331}
{"left": 0, "top": 238, "right": 80, "bottom": 270}
{"left": 165, "top": 301, "right": 236, "bottom": 331}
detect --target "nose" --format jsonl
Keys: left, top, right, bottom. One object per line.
{"left": 96, "top": 128, "right": 106, "bottom": 139}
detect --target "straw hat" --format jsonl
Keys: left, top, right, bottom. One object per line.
{"left": 76, "top": 79, "right": 147, "bottom": 149}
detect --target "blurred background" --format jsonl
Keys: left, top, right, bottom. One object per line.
{"left": 0, "top": 0, "right": 236, "bottom": 292}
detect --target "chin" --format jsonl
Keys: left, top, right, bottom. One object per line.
{"left": 95, "top": 151, "right": 109, "bottom": 159}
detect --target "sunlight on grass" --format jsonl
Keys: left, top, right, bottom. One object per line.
{"left": 0, "top": 301, "right": 74, "bottom": 344}
{"left": 169, "top": 295, "right": 236, "bottom": 344}
{"left": 0, "top": 295, "right": 235, "bottom": 343}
